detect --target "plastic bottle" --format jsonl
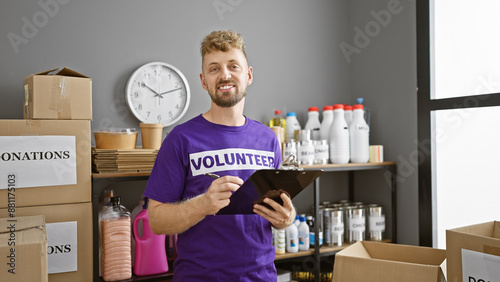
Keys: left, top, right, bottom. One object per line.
{"left": 294, "top": 214, "right": 300, "bottom": 227}
{"left": 304, "top": 107, "right": 321, "bottom": 140}
{"left": 269, "top": 110, "right": 286, "bottom": 144}
{"left": 329, "top": 104, "right": 350, "bottom": 164}
{"left": 285, "top": 112, "right": 301, "bottom": 140}
{"left": 307, "top": 215, "right": 315, "bottom": 249}
{"left": 349, "top": 104, "right": 370, "bottom": 163}
{"left": 344, "top": 105, "right": 353, "bottom": 126}
{"left": 133, "top": 198, "right": 169, "bottom": 276}
{"left": 285, "top": 223, "right": 299, "bottom": 253}
{"left": 275, "top": 228, "right": 286, "bottom": 254}
{"left": 356, "top": 97, "right": 371, "bottom": 127}
{"left": 319, "top": 105, "right": 333, "bottom": 141}
{"left": 100, "top": 196, "right": 132, "bottom": 281}
{"left": 298, "top": 216, "right": 310, "bottom": 251}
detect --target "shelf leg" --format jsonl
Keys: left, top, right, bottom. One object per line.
{"left": 313, "top": 177, "right": 320, "bottom": 282}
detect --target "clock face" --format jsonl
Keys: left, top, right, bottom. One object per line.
{"left": 126, "top": 62, "right": 191, "bottom": 127}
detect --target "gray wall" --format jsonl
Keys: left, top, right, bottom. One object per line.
{"left": 0, "top": 0, "right": 418, "bottom": 245}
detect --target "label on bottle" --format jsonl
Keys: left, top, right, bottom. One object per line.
{"left": 349, "top": 218, "right": 365, "bottom": 232}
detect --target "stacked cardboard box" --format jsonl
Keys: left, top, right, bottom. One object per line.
{"left": 0, "top": 67, "right": 93, "bottom": 282}
{"left": 0, "top": 215, "right": 48, "bottom": 282}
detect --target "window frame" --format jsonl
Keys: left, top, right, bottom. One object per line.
{"left": 417, "top": 0, "right": 500, "bottom": 247}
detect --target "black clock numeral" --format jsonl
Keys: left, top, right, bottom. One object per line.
{"left": 146, "top": 111, "right": 150, "bottom": 118}
{"left": 134, "top": 92, "right": 139, "bottom": 99}
{"left": 138, "top": 104, "right": 143, "bottom": 111}
{"left": 157, "top": 114, "right": 162, "bottom": 122}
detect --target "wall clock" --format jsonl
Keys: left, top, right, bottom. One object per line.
{"left": 126, "top": 62, "right": 191, "bottom": 127}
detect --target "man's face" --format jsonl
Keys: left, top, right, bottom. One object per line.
{"left": 200, "top": 49, "right": 253, "bottom": 107}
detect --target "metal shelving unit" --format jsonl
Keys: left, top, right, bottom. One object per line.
{"left": 91, "top": 161, "right": 397, "bottom": 282}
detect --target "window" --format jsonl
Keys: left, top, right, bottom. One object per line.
{"left": 417, "top": 0, "right": 500, "bottom": 248}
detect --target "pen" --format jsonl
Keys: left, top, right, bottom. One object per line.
{"left": 203, "top": 173, "right": 220, "bottom": 179}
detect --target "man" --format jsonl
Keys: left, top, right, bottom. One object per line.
{"left": 145, "top": 30, "right": 296, "bottom": 281}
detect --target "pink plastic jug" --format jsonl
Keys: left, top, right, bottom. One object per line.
{"left": 133, "top": 198, "right": 169, "bottom": 276}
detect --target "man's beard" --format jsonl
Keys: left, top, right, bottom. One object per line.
{"left": 209, "top": 80, "right": 246, "bottom": 108}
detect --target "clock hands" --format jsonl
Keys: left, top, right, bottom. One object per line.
{"left": 141, "top": 82, "right": 163, "bottom": 98}
{"left": 158, "top": 87, "right": 182, "bottom": 96}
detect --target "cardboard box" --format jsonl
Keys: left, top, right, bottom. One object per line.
{"left": 446, "top": 221, "right": 500, "bottom": 282}
{"left": 24, "top": 67, "right": 92, "bottom": 120}
{"left": 0, "top": 119, "right": 91, "bottom": 208}
{"left": 0, "top": 202, "right": 93, "bottom": 282}
{"left": 0, "top": 215, "right": 48, "bottom": 282}
{"left": 333, "top": 241, "right": 447, "bottom": 282}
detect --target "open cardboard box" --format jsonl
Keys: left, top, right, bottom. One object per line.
{"left": 23, "top": 67, "right": 92, "bottom": 120}
{"left": 0, "top": 215, "right": 48, "bottom": 282}
{"left": 333, "top": 241, "right": 446, "bottom": 282}
{"left": 446, "top": 221, "right": 500, "bottom": 282}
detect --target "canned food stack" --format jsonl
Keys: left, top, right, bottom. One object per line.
{"left": 319, "top": 201, "right": 386, "bottom": 247}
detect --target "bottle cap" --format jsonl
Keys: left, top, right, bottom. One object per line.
{"left": 300, "top": 216, "right": 306, "bottom": 222}
{"left": 274, "top": 110, "right": 282, "bottom": 115}
{"left": 353, "top": 104, "right": 364, "bottom": 110}
{"left": 308, "top": 107, "right": 319, "bottom": 112}
{"left": 287, "top": 112, "right": 297, "bottom": 117}
{"left": 110, "top": 196, "right": 121, "bottom": 206}
{"left": 333, "top": 104, "right": 344, "bottom": 110}
{"left": 323, "top": 105, "right": 333, "bottom": 111}
{"left": 357, "top": 97, "right": 364, "bottom": 104}
{"left": 344, "top": 105, "right": 353, "bottom": 111}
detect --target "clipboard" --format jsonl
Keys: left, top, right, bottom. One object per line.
{"left": 217, "top": 169, "right": 323, "bottom": 215}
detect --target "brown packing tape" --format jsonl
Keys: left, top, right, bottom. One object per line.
{"left": 24, "top": 119, "right": 42, "bottom": 128}
{"left": 50, "top": 76, "right": 72, "bottom": 119}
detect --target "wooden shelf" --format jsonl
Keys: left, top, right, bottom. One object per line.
{"left": 275, "top": 239, "right": 391, "bottom": 261}
{"left": 92, "top": 171, "right": 151, "bottom": 179}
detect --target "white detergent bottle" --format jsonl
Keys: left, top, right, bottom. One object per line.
{"left": 329, "top": 104, "right": 350, "bottom": 164}
{"left": 349, "top": 104, "right": 369, "bottom": 163}
{"left": 304, "top": 107, "right": 321, "bottom": 140}
{"left": 286, "top": 223, "right": 299, "bottom": 253}
{"left": 285, "top": 112, "right": 301, "bottom": 140}
{"left": 298, "top": 216, "right": 310, "bottom": 251}
{"left": 319, "top": 105, "right": 333, "bottom": 141}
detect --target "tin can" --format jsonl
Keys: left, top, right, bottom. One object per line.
{"left": 346, "top": 206, "right": 365, "bottom": 243}
{"left": 282, "top": 139, "right": 297, "bottom": 161}
{"left": 294, "top": 129, "right": 312, "bottom": 141}
{"left": 313, "top": 140, "right": 329, "bottom": 164}
{"left": 297, "top": 140, "right": 315, "bottom": 165}
{"left": 366, "top": 204, "right": 385, "bottom": 241}
{"left": 323, "top": 208, "right": 344, "bottom": 246}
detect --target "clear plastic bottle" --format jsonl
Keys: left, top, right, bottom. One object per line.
{"left": 298, "top": 216, "right": 310, "bottom": 251}
{"left": 304, "top": 107, "right": 321, "bottom": 140}
{"left": 344, "top": 105, "right": 353, "bottom": 126}
{"left": 100, "top": 197, "right": 132, "bottom": 281}
{"left": 269, "top": 110, "right": 286, "bottom": 144}
{"left": 286, "top": 223, "right": 299, "bottom": 253}
{"left": 319, "top": 105, "right": 334, "bottom": 141}
{"left": 329, "top": 104, "right": 350, "bottom": 164}
{"left": 275, "top": 228, "right": 286, "bottom": 254}
{"left": 285, "top": 112, "right": 301, "bottom": 140}
{"left": 349, "top": 104, "right": 370, "bottom": 163}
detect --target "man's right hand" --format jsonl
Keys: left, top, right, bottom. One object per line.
{"left": 199, "top": 176, "right": 243, "bottom": 215}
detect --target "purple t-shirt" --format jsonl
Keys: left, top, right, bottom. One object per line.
{"left": 144, "top": 115, "right": 282, "bottom": 281}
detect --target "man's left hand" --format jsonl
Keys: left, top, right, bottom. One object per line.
{"left": 253, "top": 192, "right": 296, "bottom": 230}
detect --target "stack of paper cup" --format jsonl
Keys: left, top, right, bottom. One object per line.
{"left": 140, "top": 123, "right": 164, "bottom": 149}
